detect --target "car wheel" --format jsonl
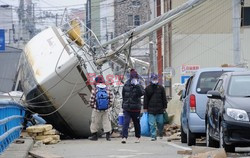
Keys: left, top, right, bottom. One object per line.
{"left": 206, "top": 121, "right": 219, "bottom": 147}
{"left": 181, "top": 124, "right": 187, "bottom": 143}
{"left": 187, "top": 124, "right": 196, "bottom": 146}
{"left": 219, "top": 123, "right": 235, "bottom": 152}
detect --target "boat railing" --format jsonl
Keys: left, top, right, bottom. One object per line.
{"left": 58, "top": 17, "right": 107, "bottom": 74}
{"left": 0, "top": 101, "right": 25, "bottom": 154}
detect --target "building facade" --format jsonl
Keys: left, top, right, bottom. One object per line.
{"left": 169, "top": 0, "right": 250, "bottom": 95}
{"left": 114, "top": 0, "right": 151, "bottom": 75}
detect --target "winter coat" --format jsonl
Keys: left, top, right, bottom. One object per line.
{"left": 122, "top": 79, "right": 145, "bottom": 112}
{"left": 143, "top": 84, "right": 167, "bottom": 114}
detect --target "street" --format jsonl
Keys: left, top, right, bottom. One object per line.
{"left": 31, "top": 137, "right": 186, "bottom": 158}
{"left": 31, "top": 135, "right": 250, "bottom": 158}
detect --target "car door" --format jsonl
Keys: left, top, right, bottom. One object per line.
{"left": 210, "top": 79, "right": 224, "bottom": 139}
{"left": 181, "top": 76, "right": 193, "bottom": 133}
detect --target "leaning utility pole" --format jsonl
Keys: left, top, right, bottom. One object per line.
{"left": 149, "top": 0, "right": 157, "bottom": 74}
{"left": 163, "top": 0, "right": 172, "bottom": 97}
{"left": 232, "top": 0, "right": 241, "bottom": 66}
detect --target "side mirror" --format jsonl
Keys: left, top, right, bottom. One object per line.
{"left": 207, "top": 90, "right": 222, "bottom": 99}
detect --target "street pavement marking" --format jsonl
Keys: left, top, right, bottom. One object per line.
{"left": 159, "top": 140, "right": 192, "bottom": 151}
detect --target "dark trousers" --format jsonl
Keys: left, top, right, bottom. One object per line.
{"left": 122, "top": 110, "right": 141, "bottom": 139}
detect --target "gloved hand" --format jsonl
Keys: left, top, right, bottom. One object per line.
{"left": 131, "top": 78, "right": 138, "bottom": 85}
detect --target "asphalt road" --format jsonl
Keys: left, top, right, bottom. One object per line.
{"left": 32, "top": 136, "right": 250, "bottom": 158}
{"left": 32, "top": 136, "right": 188, "bottom": 158}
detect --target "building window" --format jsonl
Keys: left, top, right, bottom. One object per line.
{"left": 128, "top": 15, "right": 133, "bottom": 26}
{"left": 132, "top": 0, "right": 141, "bottom": 7}
{"left": 134, "top": 15, "right": 140, "bottom": 26}
{"left": 241, "top": 7, "right": 250, "bottom": 26}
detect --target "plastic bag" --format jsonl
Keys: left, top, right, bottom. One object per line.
{"left": 163, "top": 111, "right": 169, "bottom": 124}
{"left": 140, "top": 112, "right": 150, "bottom": 136}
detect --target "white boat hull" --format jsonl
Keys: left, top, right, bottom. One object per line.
{"left": 20, "top": 27, "right": 96, "bottom": 138}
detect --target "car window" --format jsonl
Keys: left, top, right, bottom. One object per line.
{"left": 186, "top": 76, "right": 194, "bottom": 96}
{"left": 196, "top": 71, "right": 226, "bottom": 94}
{"left": 228, "top": 75, "right": 250, "bottom": 97}
{"left": 214, "top": 79, "right": 223, "bottom": 91}
{"left": 214, "top": 79, "right": 224, "bottom": 94}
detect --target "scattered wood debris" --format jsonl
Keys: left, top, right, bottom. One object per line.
{"left": 164, "top": 124, "right": 181, "bottom": 141}
{"left": 177, "top": 146, "right": 227, "bottom": 158}
{"left": 26, "top": 124, "right": 60, "bottom": 145}
{"left": 29, "top": 150, "right": 63, "bottom": 158}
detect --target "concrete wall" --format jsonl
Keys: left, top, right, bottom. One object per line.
{"left": 114, "top": 0, "right": 150, "bottom": 36}
{"left": 172, "top": 0, "right": 232, "bottom": 34}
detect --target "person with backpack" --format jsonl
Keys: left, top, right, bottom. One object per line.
{"left": 88, "top": 75, "right": 113, "bottom": 141}
{"left": 121, "top": 69, "right": 144, "bottom": 144}
{"left": 143, "top": 73, "right": 167, "bottom": 141}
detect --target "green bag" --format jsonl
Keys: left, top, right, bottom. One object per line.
{"left": 163, "top": 111, "right": 169, "bottom": 124}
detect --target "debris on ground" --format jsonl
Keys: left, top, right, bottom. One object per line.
{"left": 167, "top": 132, "right": 181, "bottom": 142}
{"left": 29, "top": 150, "right": 63, "bottom": 158}
{"left": 111, "top": 131, "right": 121, "bottom": 138}
{"left": 178, "top": 146, "right": 227, "bottom": 158}
{"left": 26, "top": 124, "right": 60, "bottom": 145}
{"left": 164, "top": 124, "right": 180, "bottom": 141}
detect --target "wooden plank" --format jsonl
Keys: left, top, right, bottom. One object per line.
{"left": 27, "top": 125, "right": 53, "bottom": 133}
{"left": 177, "top": 150, "right": 192, "bottom": 155}
{"left": 191, "top": 146, "right": 217, "bottom": 154}
{"left": 29, "top": 150, "right": 63, "bottom": 158}
{"left": 190, "top": 148, "right": 226, "bottom": 158}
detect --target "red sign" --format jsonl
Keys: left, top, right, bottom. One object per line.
{"left": 181, "top": 65, "right": 200, "bottom": 74}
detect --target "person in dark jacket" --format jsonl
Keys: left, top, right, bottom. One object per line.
{"left": 144, "top": 73, "right": 167, "bottom": 141}
{"left": 121, "top": 69, "right": 144, "bottom": 144}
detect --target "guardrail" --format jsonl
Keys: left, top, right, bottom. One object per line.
{"left": 0, "top": 100, "right": 25, "bottom": 154}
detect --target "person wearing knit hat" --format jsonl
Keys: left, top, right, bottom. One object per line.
{"left": 143, "top": 73, "right": 167, "bottom": 141}
{"left": 88, "top": 75, "right": 113, "bottom": 141}
{"left": 121, "top": 68, "right": 144, "bottom": 144}
{"left": 95, "top": 75, "right": 105, "bottom": 84}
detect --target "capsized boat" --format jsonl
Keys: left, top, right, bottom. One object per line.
{"left": 18, "top": 19, "right": 119, "bottom": 138}
{"left": 18, "top": 0, "right": 208, "bottom": 138}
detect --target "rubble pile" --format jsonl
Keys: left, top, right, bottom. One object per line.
{"left": 26, "top": 124, "right": 60, "bottom": 145}
{"left": 163, "top": 124, "right": 181, "bottom": 141}
{"left": 178, "top": 146, "right": 227, "bottom": 158}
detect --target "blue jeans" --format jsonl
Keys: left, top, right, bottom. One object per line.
{"left": 148, "top": 114, "right": 164, "bottom": 138}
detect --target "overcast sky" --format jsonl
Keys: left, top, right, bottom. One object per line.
{"left": 0, "top": 0, "right": 87, "bottom": 8}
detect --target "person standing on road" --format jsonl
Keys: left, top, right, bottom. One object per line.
{"left": 88, "top": 75, "right": 113, "bottom": 141}
{"left": 143, "top": 73, "right": 167, "bottom": 141}
{"left": 121, "top": 69, "right": 144, "bottom": 144}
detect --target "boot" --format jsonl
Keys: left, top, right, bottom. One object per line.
{"left": 106, "top": 132, "right": 111, "bottom": 141}
{"left": 88, "top": 132, "right": 98, "bottom": 141}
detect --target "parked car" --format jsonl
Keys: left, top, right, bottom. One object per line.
{"left": 206, "top": 71, "right": 250, "bottom": 152}
{"left": 181, "top": 67, "right": 246, "bottom": 146}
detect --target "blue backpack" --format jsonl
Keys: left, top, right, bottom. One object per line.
{"left": 96, "top": 87, "right": 109, "bottom": 110}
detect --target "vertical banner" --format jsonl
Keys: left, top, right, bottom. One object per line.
{"left": 0, "top": 29, "right": 5, "bottom": 52}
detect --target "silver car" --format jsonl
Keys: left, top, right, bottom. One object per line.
{"left": 180, "top": 67, "right": 246, "bottom": 146}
